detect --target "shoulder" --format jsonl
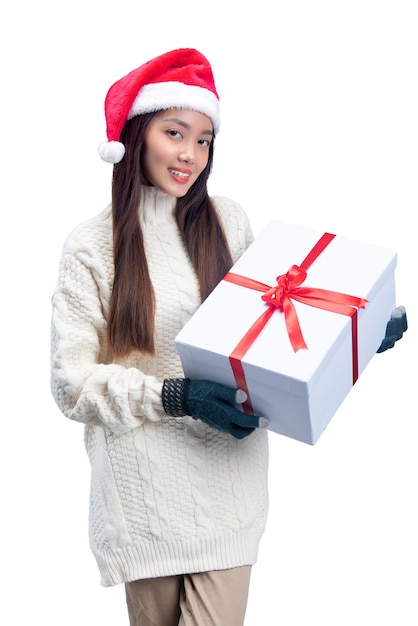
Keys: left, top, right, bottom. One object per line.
{"left": 211, "top": 195, "right": 248, "bottom": 222}
{"left": 210, "top": 196, "right": 254, "bottom": 261}
{"left": 55, "top": 207, "right": 114, "bottom": 293}
{"left": 61, "top": 206, "right": 112, "bottom": 261}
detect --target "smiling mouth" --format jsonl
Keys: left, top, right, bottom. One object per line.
{"left": 168, "top": 168, "right": 190, "bottom": 179}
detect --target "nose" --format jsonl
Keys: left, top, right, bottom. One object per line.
{"left": 179, "top": 142, "right": 195, "bottom": 164}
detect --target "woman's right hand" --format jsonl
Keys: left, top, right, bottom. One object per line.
{"left": 162, "top": 378, "right": 267, "bottom": 439}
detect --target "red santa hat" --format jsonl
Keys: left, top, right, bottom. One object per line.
{"left": 98, "top": 48, "right": 220, "bottom": 163}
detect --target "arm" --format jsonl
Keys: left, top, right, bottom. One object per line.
{"left": 50, "top": 252, "right": 165, "bottom": 435}
{"left": 50, "top": 250, "right": 264, "bottom": 440}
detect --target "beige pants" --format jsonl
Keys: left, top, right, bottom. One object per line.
{"left": 125, "top": 566, "right": 252, "bottom": 626}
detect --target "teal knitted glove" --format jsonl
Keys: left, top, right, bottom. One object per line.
{"left": 377, "top": 306, "right": 408, "bottom": 353}
{"left": 162, "top": 378, "right": 265, "bottom": 439}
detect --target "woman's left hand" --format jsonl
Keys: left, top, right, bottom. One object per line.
{"left": 377, "top": 306, "right": 408, "bottom": 353}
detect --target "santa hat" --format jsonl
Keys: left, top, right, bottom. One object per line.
{"left": 98, "top": 48, "right": 220, "bottom": 164}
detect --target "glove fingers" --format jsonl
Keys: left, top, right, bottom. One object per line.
{"left": 228, "top": 408, "right": 262, "bottom": 430}
{"left": 210, "top": 382, "right": 268, "bottom": 431}
{"left": 228, "top": 414, "right": 269, "bottom": 438}
{"left": 228, "top": 424, "right": 256, "bottom": 440}
{"left": 211, "top": 381, "right": 244, "bottom": 405}
{"left": 207, "top": 413, "right": 255, "bottom": 439}
{"left": 187, "top": 380, "right": 269, "bottom": 439}
{"left": 377, "top": 305, "right": 408, "bottom": 353}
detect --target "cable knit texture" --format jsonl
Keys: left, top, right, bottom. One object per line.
{"left": 50, "top": 186, "right": 269, "bottom": 587}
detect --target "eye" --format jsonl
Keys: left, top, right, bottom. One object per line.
{"left": 198, "top": 138, "right": 211, "bottom": 147}
{"left": 167, "top": 129, "right": 182, "bottom": 138}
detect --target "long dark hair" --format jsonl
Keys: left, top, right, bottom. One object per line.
{"left": 108, "top": 112, "right": 233, "bottom": 357}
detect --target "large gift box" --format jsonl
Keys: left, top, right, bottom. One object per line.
{"left": 175, "top": 220, "right": 397, "bottom": 444}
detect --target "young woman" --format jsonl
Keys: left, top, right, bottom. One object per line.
{"left": 50, "top": 48, "right": 269, "bottom": 625}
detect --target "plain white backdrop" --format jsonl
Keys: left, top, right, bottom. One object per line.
{"left": 1, "top": 1, "right": 416, "bottom": 624}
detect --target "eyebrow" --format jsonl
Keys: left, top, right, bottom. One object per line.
{"left": 162, "top": 116, "right": 214, "bottom": 136}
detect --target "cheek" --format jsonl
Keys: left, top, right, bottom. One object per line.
{"left": 197, "top": 151, "right": 210, "bottom": 173}
{"left": 143, "top": 147, "right": 164, "bottom": 178}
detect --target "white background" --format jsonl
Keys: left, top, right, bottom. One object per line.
{"left": 1, "top": 1, "right": 416, "bottom": 624}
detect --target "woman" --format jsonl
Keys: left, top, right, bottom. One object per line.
{"left": 50, "top": 48, "right": 269, "bottom": 625}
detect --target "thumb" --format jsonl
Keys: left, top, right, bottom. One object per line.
{"left": 235, "top": 389, "right": 247, "bottom": 404}
{"left": 235, "top": 390, "right": 270, "bottom": 429}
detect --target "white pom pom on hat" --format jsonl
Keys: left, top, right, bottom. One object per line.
{"left": 98, "top": 48, "right": 220, "bottom": 163}
{"left": 98, "top": 140, "right": 126, "bottom": 164}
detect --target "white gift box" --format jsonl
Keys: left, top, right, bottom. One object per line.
{"left": 175, "top": 220, "right": 397, "bottom": 445}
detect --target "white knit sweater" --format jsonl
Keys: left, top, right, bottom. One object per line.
{"left": 50, "top": 186, "right": 269, "bottom": 587}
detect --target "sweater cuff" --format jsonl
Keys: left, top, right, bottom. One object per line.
{"left": 162, "top": 378, "right": 188, "bottom": 417}
{"left": 129, "top": 378, "right": 165, "bottom": 423}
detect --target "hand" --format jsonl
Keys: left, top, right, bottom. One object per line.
{"left": 377, "top": 306, "right": 408, "bottom": 353}
{"left": 162, "top": 378, "right": 267, "bottom": 439}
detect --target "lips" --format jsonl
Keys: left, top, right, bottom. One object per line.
{"left": 168, "top": 168, "right": 190, "bottom": 180}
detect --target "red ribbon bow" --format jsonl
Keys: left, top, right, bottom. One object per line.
{"left": 262, "top": 264, "right": 307, "bottom": 308}
{"left": 223, "top": 232, "right": 368, "bottom": 413}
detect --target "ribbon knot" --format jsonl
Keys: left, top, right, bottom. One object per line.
{"left": 262, "top": 265, "right": 307, "bottom": 309}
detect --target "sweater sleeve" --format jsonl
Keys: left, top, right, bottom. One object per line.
{"left": 50, "top": 250, "right": 165, "bottom": 435}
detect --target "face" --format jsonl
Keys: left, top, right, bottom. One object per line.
{"left": 142, "top": 109, "right": 214, "bottom": 197}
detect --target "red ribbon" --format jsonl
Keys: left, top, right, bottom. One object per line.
{"left": 223, "top": 232, "right": 368, "bottom": 413}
